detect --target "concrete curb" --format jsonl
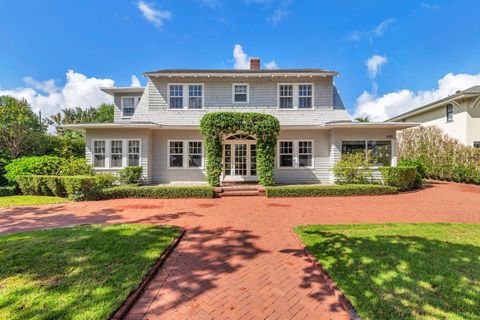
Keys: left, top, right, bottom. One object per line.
{"left": 290, "top": 230, "right": 361, "bottom": 320}
{"left": 110, "top": 227, "right": 186, "bottom": 320}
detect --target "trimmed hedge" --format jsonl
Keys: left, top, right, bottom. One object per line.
{"left": 118, "top": 166, "right": 143, "bottom": 185}
{"left": 0, "top": 186, "right": 17, "bottom": 197}
{"left": 99, "top": 185, "right": 215, "bottom": 199}
{"left": 379, "top": 166, "right": 420, "bottom": 191}
{"left": 16, "top": 174, "right": 115, "bottom": 201}
{"left": 5, "top": 156, "right": 64, "bottom": 184}
{"left": 265, "top": 184, "right": 398, "bottom": 197}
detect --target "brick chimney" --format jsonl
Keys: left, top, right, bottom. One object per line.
{"left": 250, "top": 57, "right": 260, "bottom": 70}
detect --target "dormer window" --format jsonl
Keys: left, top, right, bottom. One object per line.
{"left": 233, "top": 84, "right": 249, "bottom": 103}
{"left": 189, "top": 85, "right": 203, "bottom": 109}
{"left": 169, "top": 85, "right": 183, "bottom": 109}
{"left": 279, "top": 84, "right": 293, "bottom": 109}
{"left": 298, "top": 84, "right": 313, "bottom": 109}
{"left": 168, "top": 84, "right": 203, "bottom": 109}
{"left": 121, "top": 97, "right": 139, "bottom": 117}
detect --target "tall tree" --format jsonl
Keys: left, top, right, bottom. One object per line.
{"left": 0, "top": 96, "right": 47, "bottom": 159}
{"left": 355, "top": 116, "right": 371, "bottom": 122}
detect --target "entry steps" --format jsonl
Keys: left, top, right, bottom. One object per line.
{"left": 214, "top": 185, "right": 265, "bottom": 197}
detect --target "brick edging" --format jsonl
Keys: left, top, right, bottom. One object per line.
{"left": 290, "top": 230, "right": 361, "bottom": 320}
{"left": 110, "top": 227, "right": 186, "bottom": 320}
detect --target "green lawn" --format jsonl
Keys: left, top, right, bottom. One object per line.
{"left": 0, "top": 224, "right": 181, "bottom": 320}
{"left": 295, "top": 223, "right": 480, "bottom": 320}
{"left": 0, "top": 195, "right": 68, "bottom": 207}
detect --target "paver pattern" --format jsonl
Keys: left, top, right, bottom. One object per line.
{"left": 1, "top": 181, "right": 480, "bottom": 319}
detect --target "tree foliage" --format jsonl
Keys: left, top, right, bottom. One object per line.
{"left": 398, "top": 125, "right": 480, "bottom": 184}
{"left": 200, "top": 112, "right": 280, "bottom": 186}
{"left": 0, "top": 96, "right": 47, "bottom": 159}
{"left": 332, "top": 151, "right": 374, "bottom": 184}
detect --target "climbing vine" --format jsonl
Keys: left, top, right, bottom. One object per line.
{"left": 200, "top": 112, "right": 280, "bottom": 186}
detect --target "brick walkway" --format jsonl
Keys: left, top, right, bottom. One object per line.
{"left": 1, "top": 181, "right": 480, "bottom": 319}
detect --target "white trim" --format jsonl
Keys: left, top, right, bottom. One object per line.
{"left": 277, "top": 140, "right": 315, "bottom": 169}
{"left": 91, "top": 139, "right": 143, "bottom": 169}
{"left": 167, "top": 83, "right": 204, "bottom": 110}
{"left": 167, "top": 140, "right": 204, "bottom": 169}
{"left": 277, "top": 83, "right": 314, "bottom": 110}
{"left": 120, "top": 96, "right": 139, "bottom": 118}
{"left": 222, "top": 139, "right": 258, "bottom": 181}
{"left": 340, "top": 139, "right": 395, "bottom": 167}
{"left": 232, "top": 83, "right": 249, "bottom": 104}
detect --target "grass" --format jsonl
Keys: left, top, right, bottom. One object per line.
{"left": 295, "top": 223, "right": 480, "bottom": 320}
{"left": 0, "top": 224, "right": 181, "bottom": 320}
{"left": 0, "top": 195, "right": 68, "bottom": 207}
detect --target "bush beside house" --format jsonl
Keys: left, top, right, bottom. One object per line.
{"left": 99, "top": 185, "right": 215, "bottom": 199}
{"left": 266, "top": 184, "right": 398, "bottom": 197}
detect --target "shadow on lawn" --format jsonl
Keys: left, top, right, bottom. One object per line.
{"left": 297, "top": 229, "right": 480, "bottom": 320}
{"left": 0, "top": 224, "right": 180, "bottom": 320}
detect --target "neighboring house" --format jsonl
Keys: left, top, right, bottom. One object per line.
{"left": 65, "top": 58, "right": 415, "bottom": 184}
{"left": 388, "top": 86, "right": 480, "bottom": 148}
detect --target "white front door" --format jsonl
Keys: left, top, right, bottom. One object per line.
{"left": 223, "top": 141, "right": 257, "bottom": 181}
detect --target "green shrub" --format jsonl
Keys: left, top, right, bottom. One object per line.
{"left": 16, "top": 174, "right": 116, "bottom": 201}
{"left": 379, "top": 166, "right": 419, "bottom": 191}
{"left": 332, "top": 152, "right": 374, "bottom": 184}
{"left": 59, "top": 158, "right": 94, "bottom": 176}
{"left": 0, "top": 186, "right": 17, "bottom": 197}
{"left": 118, "top": 166, "right": 143, "bottom": 185}
{"left": 100, "top": 185, "right": 215, "bottom": 199}
{"left": 5, "top": 156, "right": 64, "bottom": 184}
{"left": 0, "top": 158, "right": 10, "bottom": 186}
{"left": 266, "top": 184, "right": 398, "bottom": 197}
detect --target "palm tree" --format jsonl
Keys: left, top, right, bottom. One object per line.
{"left": 355, "top": 115, "right": 370, "bottom": 122}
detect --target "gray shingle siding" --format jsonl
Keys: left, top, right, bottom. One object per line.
{"left": 125, "top": 76, "right": 350, "bottom": 126}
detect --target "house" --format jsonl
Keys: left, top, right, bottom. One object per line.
{"left": 387, "top": 86, "right": 480, "bottom": 148}
{"left": 65, "top": 58, "right": 416, "bottom": 185}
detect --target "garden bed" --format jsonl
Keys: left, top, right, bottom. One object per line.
{"left": 265, "top": 184, "right": 398, "bottom": 197}
{"left": 0, "top": 224, "right": 181, "bottom": 320}
{"left": 295, "top": 223, "right": 480, "bottom": 319}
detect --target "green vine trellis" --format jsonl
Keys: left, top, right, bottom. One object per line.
{"left": 199, "top": 112, "right": 280, "bottom": 186}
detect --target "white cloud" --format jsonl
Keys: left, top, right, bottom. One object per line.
{"left": 130, "top": 75, "right": 141, "bottom": 87}
{"left": 267, "top": 0, "right": 291, "bottom": 26}
{"left": 366, "top": 55, "right": 388, "bottom": 78}
{"left": 264, "top": 60, "right": 278, "bottom": 69}
{"left": 137, "top": 1, "right": 171, "bottom": 28}
{"left": 348, "top": 18, "right": 395, "bottom": 42}
{"left": 354, "top": 72, "right": 480, "bottom": 121}
{"left": 0, "top": 70, "right": 114, "bottom": 119}
{"left": 233, "top": 44, "right": 250, "bottom": 69}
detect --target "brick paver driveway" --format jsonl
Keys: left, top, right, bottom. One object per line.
{"left": 1, "top": 181, "right": 480, "bottom": 320}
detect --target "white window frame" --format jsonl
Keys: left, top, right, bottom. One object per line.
{"left": 92, "top": 140, "right": 107, "bottom": 169}
{"left": 298, "top": 140, "right": 314, "bottom": 168}
{"left": 121, "top": 96, "right": 140, "bottom": 118}
{"left": 277, "top": 83, "right": 315, "bottom": 110}
{"left": 446, "top": 103, "right": 454, "bottom": 122}
{"left": 127, "top": 139, "right": 142, "bottom": 167}
{"left": 232, "top": 83, "right": 249, "bottom": 104}
{"left": 167, "top": 83, "right": 204, "bottom": 110}
{"left": 474, "top": 141, "right": 480, "bottom": 148}
{"left": 277, "top": 140, "right": 315, "bottom": 169}
{"left": 340, "top": 139, "right": 394, "bottom": 167}
{"left": 110, "top": 140, "right": 124, "bottom": 169}
{"left": 91, "top": 139, "right": 142, "bottom": 169}
{"left": 167, "top": 140, "right": 204, "bottom": 169}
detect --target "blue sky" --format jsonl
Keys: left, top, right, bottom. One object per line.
{"left": 1, "top": 0, "right": 480, "bottom": 120}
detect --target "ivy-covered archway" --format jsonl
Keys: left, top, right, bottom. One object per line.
{"left": 200, "top": 112, "right": 280, "bottom": 186}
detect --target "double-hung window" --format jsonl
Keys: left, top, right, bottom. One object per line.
{"left": 233, "top": 84, "right": 248, "bottom": 103}
{"left": 188, "top": 141, "right": 203, "bottom": 168}
{"left": 122, "top": 97, "right": 137, "bottom": 117}
{"left": 298, "top": 84, "right": 313, "bottom": 109}
{"left": 93, "top": 141, "right": 106, "bottom": 168}
{"left": 110, "top": 140, "right": 123, "bottom": 168}
{"left": 341, "top": 140, "right": 392, "bottom": 166}
{"left": 169, "top": 141, "right": 184, "bottom": 167}
{"left": 128, "top": 140, "right": 140, "bottom": 166}
{"left": 188, "top": 85, "right": 203, "bottom": 109}
{"left": 279, "top": 85, "right": 293, "bottom": 109}
{"left": 169, "top": 85, "right": 183, "bottom": 109}
{"left": 298, "top": 141, "right": 313, "bottom": 167}
{"left": 279, "top": 141, "right": 294, "bottom": 167}
{"left": 474, "top": 141, "right": 480, "bottom": 148}
{"left": 446, "top": 104, "right": 453, "bottom": 122}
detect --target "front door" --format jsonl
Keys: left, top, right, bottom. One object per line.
{"left": 223, "top": 141, "right": 257, "bottom": 181}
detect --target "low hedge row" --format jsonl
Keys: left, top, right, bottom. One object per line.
{"left": 99, "top": 185, "right": 215, "bottom": 199}
{"left": 379, "top": 166, "right": 420, "bottom": 191}
{"left": 265, "top": 184, "right": 398, "bottom": 197}
{"left": 16, "top": 175, "right": 115, "bottom": 201}
{"left": 0, "top": 186, "right": 17, "bottom": 197}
